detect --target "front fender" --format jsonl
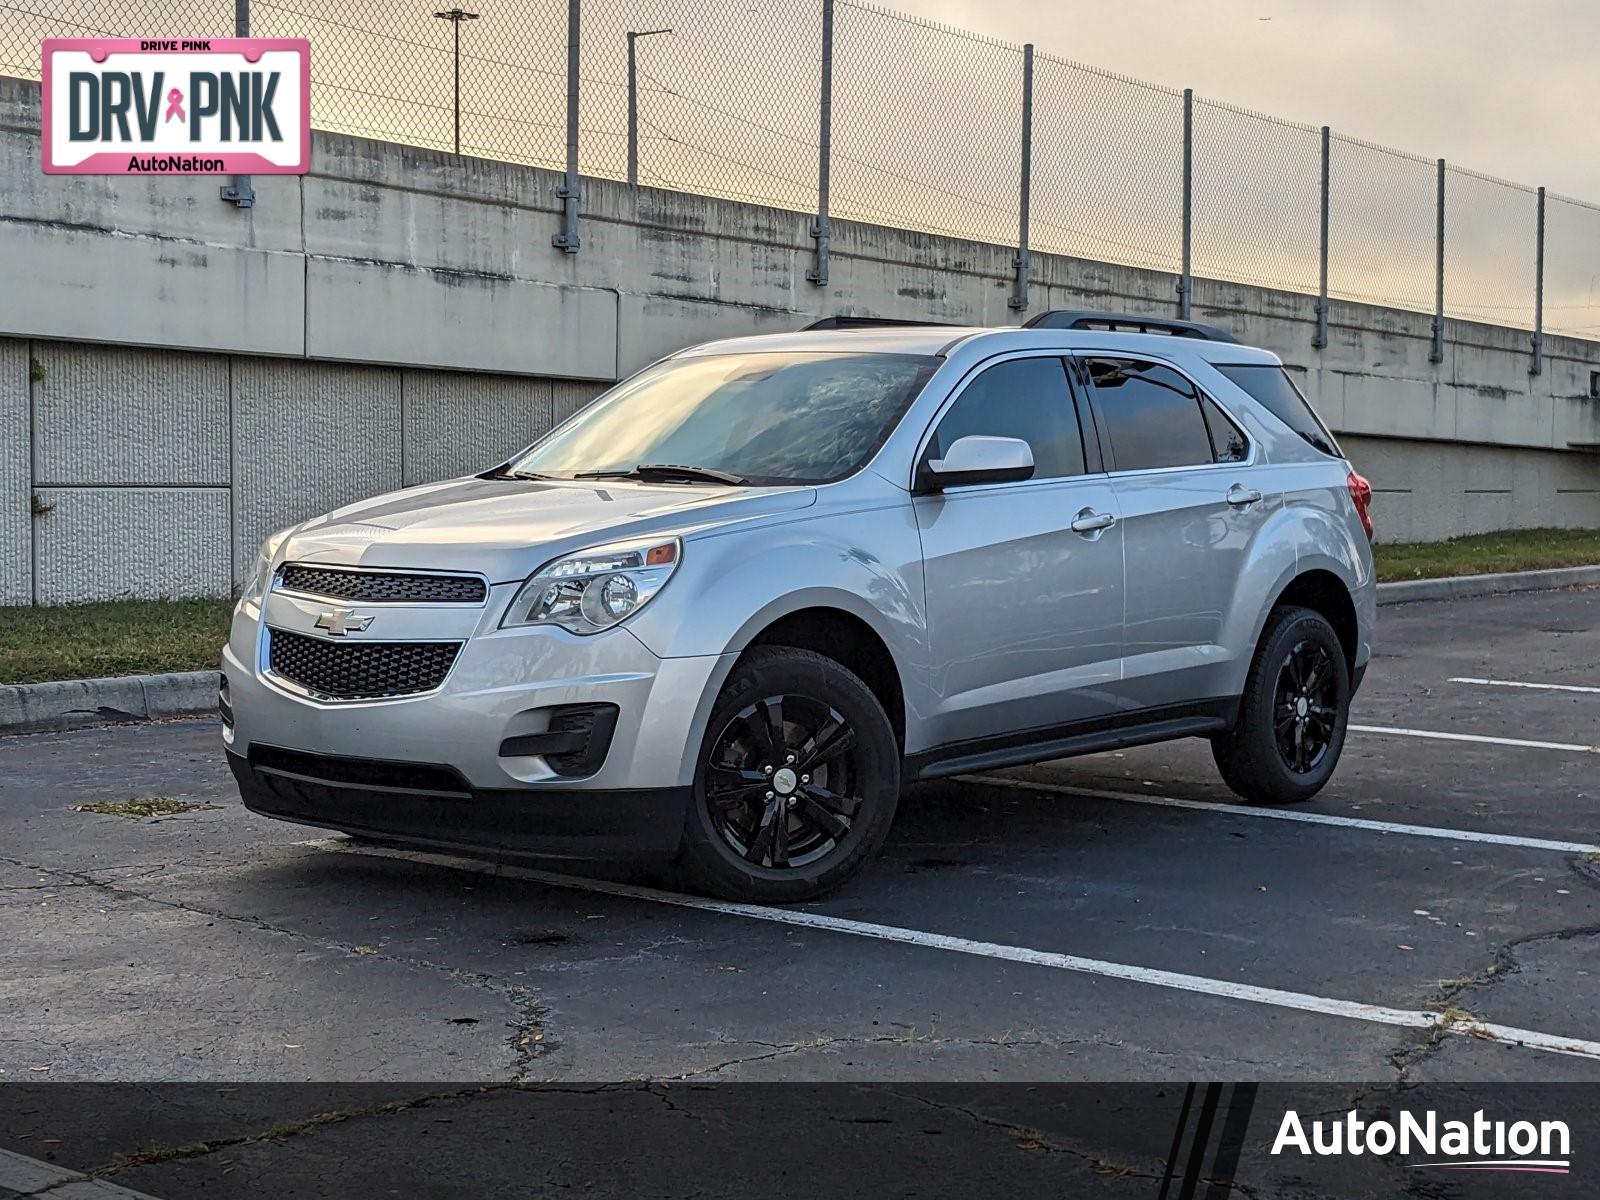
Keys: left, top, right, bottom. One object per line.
{"left": 622, "top": 498, "right": 927, "bottom": 772}
{"left": 627, "top": 502, "right": 923, "bottom": 661}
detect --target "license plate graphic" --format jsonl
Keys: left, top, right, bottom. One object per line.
{"left": 42, "top": 37, "right": 310, "bottom": 175}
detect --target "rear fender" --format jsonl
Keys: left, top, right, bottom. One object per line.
{"left": 1237, "top": 499, "right": 1373, "bottom": 687}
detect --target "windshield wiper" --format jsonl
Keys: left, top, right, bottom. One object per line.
{"left": 481, "top": 466, "right": 559, "bottom": 481}
{"left": 574, "top": 464, "right": 749, "bottom": 486}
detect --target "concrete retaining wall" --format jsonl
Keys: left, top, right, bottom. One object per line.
{"left": 1, "top": 74, "right": 1597, "bottom": 603}
{"left": 1341, "top": 434, "right": 1600, "bottom": 543}
{"left": 1, "top": 339, "right": 603, "bottom": 603}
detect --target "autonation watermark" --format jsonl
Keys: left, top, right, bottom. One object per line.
{"left": 1273, "top": 1107, "right": 1572, "bottom": 1175}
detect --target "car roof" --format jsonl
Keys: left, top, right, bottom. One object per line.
{"left": 673, "top": 326, "right": 1283, "bottom": 366}
{"left": 678, "top": 327, "right": 986, "bottom": 358}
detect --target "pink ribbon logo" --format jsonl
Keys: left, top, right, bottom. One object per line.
{"left": 164, "top": 88, "right": 185, "bottom": 123}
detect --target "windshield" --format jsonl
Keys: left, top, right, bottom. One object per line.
{"left": 506, "top": 351, "right": 940, "bottom": 486}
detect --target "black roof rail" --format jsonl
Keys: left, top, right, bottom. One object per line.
{"left": 801, "top": 315, "right": 959, "bottom": 331}
{"left": 1023, "top": 310, "right": 1239, "bottom": 344}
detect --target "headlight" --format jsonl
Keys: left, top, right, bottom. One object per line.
{"left": 240, "top": 528, "right": 292, "bottom": 604}
{"left": 502, "top": 537, "right": 680, "bottom": 635}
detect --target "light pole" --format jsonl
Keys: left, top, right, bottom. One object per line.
{"left": 627, "top": 27, "right": 671, "bottom": 186}
{"left": 433, "top": 8, "right": 480, "bottom": 155}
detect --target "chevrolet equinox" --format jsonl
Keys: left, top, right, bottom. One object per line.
{"left": 223, "top": 312, "right": 1376, "bottom": 902}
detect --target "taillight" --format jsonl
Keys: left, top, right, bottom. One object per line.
{"left": 1347, "top": 471, "right": 1374, "bottom": 541}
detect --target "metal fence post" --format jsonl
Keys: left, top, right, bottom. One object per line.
{"left": 219, "top": 0, "right": 255, "bottom": 208}
{"left": 1177, "top": 87, "right": 1193, "bottom": 320}
{"left": 1430, "top": 157, "right": 1445, "bottom": 364}
{"left": 1531, "top": 185, "right": 1545, "bottom": 376}
{"left": 1008, "top": 44, "right": 1034, "bottom": 312}
{"left": 1313, "top": 125, "right": 1329, "bottom": 349}
{"left": 806, "top": 0, "right": 834, "bottom": 285}
{"left": 434, "top": 9, "right": 479, "bottom": 156}
{"left": 552, "top": 0, "right": 581, "bottom": 252}
{"left": 452, "top": 13, "right": 461, "bottom": 154}
{"left": 625, "top": 28, "right": 671, "bottom": 187}
{"left": 627, "top": 32, "right": 639, "bottom": 186}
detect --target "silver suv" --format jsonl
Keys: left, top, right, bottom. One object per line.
{"left": 223, "top": 312, "right": 1376, "bottom": 902}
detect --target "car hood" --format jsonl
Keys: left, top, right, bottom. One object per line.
{"left": 281, "top": 476, "right": 817, "bottom": 581}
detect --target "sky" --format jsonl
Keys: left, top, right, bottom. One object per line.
{"left": 892, "top": 0, "right": 1600, "bottom": 200}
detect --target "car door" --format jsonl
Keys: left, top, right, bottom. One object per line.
{"left": 913, "top": 354, "right": 1124, "bottom": 749}
{"left": 1075, "top": 354, "right": 1267, "bottom": 710}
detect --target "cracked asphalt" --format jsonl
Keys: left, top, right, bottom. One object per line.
{"left": 1, "top": 587, "right": 1597, "bottom": 1095}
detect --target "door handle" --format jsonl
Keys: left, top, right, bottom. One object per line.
{"left": 1226, "top": 484, "right": 1263, "bottom": 507}
{"left": 1070, "top": 508, "right": 1116, "bottom": 534}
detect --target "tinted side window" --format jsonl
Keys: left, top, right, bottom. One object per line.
{"left": 1202, "top": 396, "right": 1249, "bottom": 463}
{"left": 1083, "top": 358, "right": 1214, "bottom": 471}
{"left": 1214, "top": 364, "right": 1341, "bottom": 457}
{"left": 930, "top": 357, "right": 1086, "bottom": 480}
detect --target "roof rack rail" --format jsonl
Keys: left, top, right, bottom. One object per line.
{"left": 1023, "top": 310, "right": 1239, "bottom": 344}
{"left": 801, "top": 315, "right": 959, "bottom": 331}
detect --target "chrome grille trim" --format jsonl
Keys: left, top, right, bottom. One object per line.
{"left": 276, "top": 563, "right": 488, "bottom": 606}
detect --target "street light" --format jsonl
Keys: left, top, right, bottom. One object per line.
{"left": 627, "top": 27, "right": 671, "bottom": 186}
{"left": 433, "top": 7, "right": 480, "bottom": 156}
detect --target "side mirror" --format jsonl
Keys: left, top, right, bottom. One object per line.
{"left": 918, "top": 435, "right": 1035, "bottom": 491}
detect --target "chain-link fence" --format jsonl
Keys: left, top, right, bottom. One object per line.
{"left": 1325, "top": 135, "right": 1438, "bottom": 317}
{"left": 1191, "top": 98, "right": 1321, "bottom": 297}
{"left": 5, "top": 0, "right": 1597, "bottom": 345}
{"left": 1030, "top": 53, "right": 1184, "bottom": 277}
{"left": 1545, "top": 194, "right": 1600, "bottom": 341}
{"left": 577, "top": 0, "right": 821, "bottom": 210}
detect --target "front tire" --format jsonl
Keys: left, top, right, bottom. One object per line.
{"left": 1211, "top": 605, "right": 1350, "bottom": 805}
{"left": 677, "top": 647, "right": 899, "bottom": 903}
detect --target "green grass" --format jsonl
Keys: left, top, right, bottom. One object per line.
{"left": 0, "top": 598, "right": 234, "bottom": 685}
{"left": 1373, "top": 527, "right": 1600, "bottom": 583}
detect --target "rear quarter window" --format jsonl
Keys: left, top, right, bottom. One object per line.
{"left": 1215, "top": 364, "right": 1341, "bottom": 458}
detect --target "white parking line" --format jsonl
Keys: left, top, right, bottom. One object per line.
{"left": 1450, "top": 676, "right": 1600, "bottom": 695}
{"left": 1349, "top": 724, "right": 1600, "bottom": 754}
{"left": 0, "top": 1148, "right": 163, "bottom": 1199}
{"left": 960, "top": 775, "right": 1600, "bottom": 856}
{"left": 319, "top": 839, "right": 1600, "bottom": 1064}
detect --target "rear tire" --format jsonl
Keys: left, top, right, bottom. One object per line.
{"left": 677, "top": 647, "right": 899, "bottom": 903}
{"left": 1211, "top": 605, "right": 1350, "bottom": 805}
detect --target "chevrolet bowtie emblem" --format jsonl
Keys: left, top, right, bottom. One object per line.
{"left": 314, "top": 608, "right": 375, "bottom": 637}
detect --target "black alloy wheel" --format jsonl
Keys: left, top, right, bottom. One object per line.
{"left": 704, "top": 694, "right": 861, "bottom": 869}
{"left": 1211, "top": 605, "right": 1351, "bottom": 806}
{"left": 1273, "top": 638, "right": 1339, "bottom": 774}
{"left": 678, "top": 646, "right": 900, "bottom": 902}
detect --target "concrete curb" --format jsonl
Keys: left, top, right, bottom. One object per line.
{"left": 0, "top": 1147, "right": 164, "bottom": 1199}
{"left": 1375, "top": 563, "right": 1600, "bottom": 606}
{"left": 0, "top": 669, "right": 219, "bottom": 736}
{"left": 0, "top": 564, "right": 1594, "bottom": 734}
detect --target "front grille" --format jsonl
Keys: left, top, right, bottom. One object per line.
{"left": 278, "top": 564, "right": 487, "bottom": 605}
{"left": 268, "top": 628, "right": 461, "bottom": 699}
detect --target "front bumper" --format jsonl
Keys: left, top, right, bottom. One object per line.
{"left": 229, "top": 747, "right": 688, "bottom": 863}
{"left": 223, "top": 586, "right": 735, "bottom": 793}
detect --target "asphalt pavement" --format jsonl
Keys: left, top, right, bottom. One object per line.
{"left": 2, "top": 587, "right": 1596, "bottom": 1091}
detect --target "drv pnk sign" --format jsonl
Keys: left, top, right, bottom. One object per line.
{"left": 42, "top": 38, "right": 310, "bottom": 175}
